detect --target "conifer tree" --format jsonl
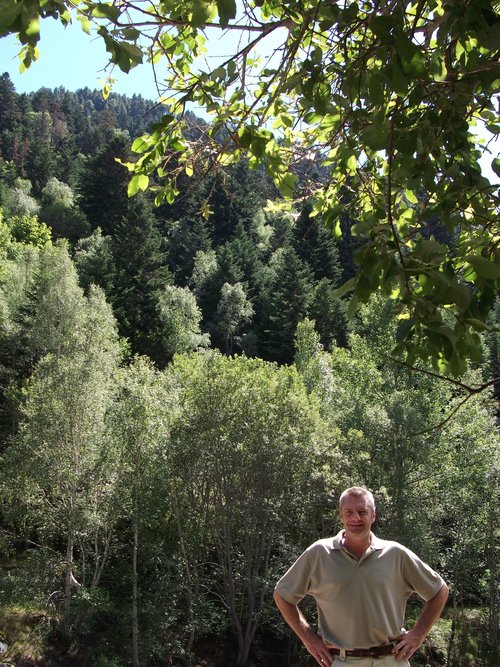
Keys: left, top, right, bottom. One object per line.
{"left": 291, "top": 203, "right": 343, "bottom": 284}
{"left": 74, "top": 228, "right": 115, "bottom": 294}
{"left": 0, "top": 73, "right": 22, "bottom": 161}
{"left": 206, "top": 161, "right": 268, "bottom": 246}
{"left": 78, "top": 135, "right": 130, "bottom": 235}
{"left": 163, "top": 216, "right": 211, "bottom": 285}
{"left": 196, "top": 243, "right": 244, "bottom": 336}
{"left": 110, "top": 196, "right": 172, "bottom": 365}
{"left": 261, "top": 246, "right": 314, "bottom": 364}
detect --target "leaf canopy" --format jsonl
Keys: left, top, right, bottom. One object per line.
{"left": 2, "top": 0, "right": 499, "bottom": 375}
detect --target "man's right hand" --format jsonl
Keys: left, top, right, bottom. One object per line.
{"left": 302, "top": 632, "right": 334, "bottom": 666}
{"left": 273, "top": 591, "right": 334, "bottom": 666}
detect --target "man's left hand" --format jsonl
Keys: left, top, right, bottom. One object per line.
{"left": 392, "top": 630, "right": 425, "bottom": 661}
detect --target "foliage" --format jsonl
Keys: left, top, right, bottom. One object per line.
{"left": 2, "top": 278, "right": 122, "bottom": 621}
{"left": 294, "top": 298, "right": 499, "bottom": 564}
{"left": 157, "top": 284, "right": 210, "bottom": 358}
{"left": 73, "top": 227, "right": 115, "bottom": 293}
{"left": 213, "top": 281, "right": 254, "bottom": 354}
{"left": 6, "top": 212, "right": 51, "bottom": 247}
{"left": 41, "top": 176, "right": 74, "bottom": 208}
{"left": 261, "top": 245, "right": 313, "bottom": 363}
{"left": 107, "top": 356, "right": 176, "bottom": 666}
{"left": 108, "top": 195, "right": 173, "bottom": 365}
{"left": 3, "top": 177, "right": 40, "bottom": 217}
{"left": 167, "top": 351, "right": 342, "bottom": 664}
{"left": 0, "top": 604, "right": 53, "bottom": 663}
{"left": 0, "top": 27, "right": 499, "bottom": 664}
{"left": 3, "top": 0, "right": 497, "bottom": 373}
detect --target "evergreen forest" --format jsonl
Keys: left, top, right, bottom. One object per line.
{"left": 0, "top": 73, "right": 498, "bottom": 666}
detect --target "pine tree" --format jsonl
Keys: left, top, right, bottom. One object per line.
{"left": 206, "top": 161, "right": 267, "bottom": 246}
{"left": 0, "top": 73, "right": 22, "bottom": 162}
{"left": 309, "top": 278, "right": 349, "bottom": 350}
{"left": 163, "top": 216, "right": 211, "bottom": 285}
{"left": 78, "top": 135, "right": 130, "bottom": 235}
{"left": 197, "top": 243, "right": 243, "bottom": 332}
{"left": 261, "top": 245, "right": 314, "bottom": 364}
{"left": 110, "top": 196, "right": 172, "bottom": 366}
{"left": 25, "top": 111, "right": 57, "bottom": 195}
{"left": 291, "top": 203, "right": 342, "bottom": 284}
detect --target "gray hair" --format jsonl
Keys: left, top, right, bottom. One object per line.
{"left": 339, "top": 486, "right": 376, "bottom": 511}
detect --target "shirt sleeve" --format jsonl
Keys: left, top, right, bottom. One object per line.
{"left": 401, "top": 548, "right": 446, "bottom": 601}
{"left": 274, "top": 546, "right": 315, "bottom": 606}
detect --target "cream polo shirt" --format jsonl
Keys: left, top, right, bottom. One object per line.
{"left": 275, "top": 531, "right": 445, "bottom": 649}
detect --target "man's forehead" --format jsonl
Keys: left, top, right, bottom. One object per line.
{"left": 340, "top": 495, "right": 373, "bottom": 510}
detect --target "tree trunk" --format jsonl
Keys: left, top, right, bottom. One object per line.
{"left": 132, "top": 503, "right": 139, "bottom": 667}
{"left": 64, "top": 473, "right": 78, "bottom": 627}
{"left": 64, "top": 529, "right": 74, "bottom": 626}
{"left": 93, "top": 524, "right": 114, "bottom": 588}
{"left": 487, "top": 481, "right": 499, "bottom": 656}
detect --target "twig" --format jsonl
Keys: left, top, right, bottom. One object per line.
{"left": 387, "top": 355, "right": 500, "bottom": 394}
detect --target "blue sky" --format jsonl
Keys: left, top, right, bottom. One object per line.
{"left": 0, "top": 18, "right": 163, "bottom": 100}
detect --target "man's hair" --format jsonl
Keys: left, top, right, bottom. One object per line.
{"left": 339, "top": 486, "right": 376, "bottom": 512}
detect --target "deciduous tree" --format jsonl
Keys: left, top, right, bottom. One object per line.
{"left": 2, "top": 283, "right": 122, "bottom": 623}
{"left": 167, "top": 352, "right": 340, "bottom": 664}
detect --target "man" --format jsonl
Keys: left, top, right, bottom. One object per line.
{"left": 274, "top": 486, "right": 449, "bottom": 666}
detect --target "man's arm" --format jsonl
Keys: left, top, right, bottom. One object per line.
{"left": 392, "top": 583, "right": 449, "bottom": 662}
{"left": 273, "top": 590, "right": 335, "bottom": 666}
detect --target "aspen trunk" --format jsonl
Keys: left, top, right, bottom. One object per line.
{"left": 132, "top": 505, "right": 139, "bottom": 667}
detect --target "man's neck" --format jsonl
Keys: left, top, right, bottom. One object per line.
{"left": 342, "top": 531, "right": 372, "bottom": 558}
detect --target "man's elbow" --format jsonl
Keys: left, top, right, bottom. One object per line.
{"left": 433, "top": 582, "right": 449, "bottom": 609}
{"left": 439, "top": 583, "right": 450, "bottom": 601}
{"left": 273, "top": 589, "right": 283, "bottom": 606}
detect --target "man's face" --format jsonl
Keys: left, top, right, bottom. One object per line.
{"left": 339, "top": 493, "right": 376, "bottom": 540}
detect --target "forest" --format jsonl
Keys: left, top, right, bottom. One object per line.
{"left": 0, "top": 73, "right": 499, "bottom": 667}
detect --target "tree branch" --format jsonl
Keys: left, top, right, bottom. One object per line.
{"left": 387, "top": 355, "right": 500, "bottom": 395}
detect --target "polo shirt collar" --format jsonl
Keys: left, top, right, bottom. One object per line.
{"left": 332, "top": 530, "right": 385, "bottom": 552}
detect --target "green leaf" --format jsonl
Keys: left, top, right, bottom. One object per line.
{"left": 275, "top": 172, "right": 298, "bottom": 198}
{"left": 430, "top": 52, "right": 447, "bottom": 81}
{"left": 332, "top": 277, "right": 356, "bottom": 299}
{"left": 413, "top": 238, "right": 448, "bottom": 266}
{"left": 463, "top": 318, "right": 490, "bottom": 332}
{"left": 191, "top": 0, "right": 215, "bottom": 26}
{"left": 387, "top": 58, "right": 408, "bottom": 94}
{"left": 128, "top": 174, "right": 149, "bottom": 197}
{"left": 368, "top": 72, "right": 385, "bottom": 106}
{"left": 122, "top": 27, "right": 141, "bottom": 40}
{"left": 361, "top": 123, "right": 388, "bottom": 151}
{"left": 492, "top": 158, "right": 500, "bottom": 177}
{"left": 396, "top": 317, "right": 414, "bottom": 343}
{"left": 0, "top": 2, "right": 23, "bottom": 35}
{"left": 404, "top": 189, "right": 418, "bottom": 204}
{"left": 347, "top": 294, "right": 358, "bottom": 318}
{"left": 91, "top": 3, "right": 121, "bottom": 22}
{"left": 216, "top": 0, "right": 236, "bottom": 26}
{"left": 346, "top": 154, "right": 357, "bottom": 175}
{"left": 25, "top": 16, "right": 40, "bottom": 38}
{"left": 131, "top": 136, "right": 151, "bottom": 153}
{"left": 466, "top": 255, "right": 500, "bottom": 280}
{"left": 319, "top": 113, "right": 341, "bottom": 130}
{"left": 370, "top": 15, "right": 394, "bottom": 44}
{"left": 78, "top": 15, "right": 92, "bottom": 35}
{"left": 120, "top": 41, "right": 143, "bottom": 65}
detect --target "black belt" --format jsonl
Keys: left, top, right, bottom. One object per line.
{"left": 329, "top": 643, "right": 396, "bottom": 658}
